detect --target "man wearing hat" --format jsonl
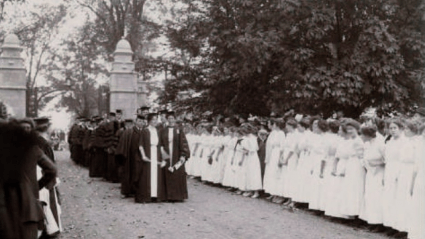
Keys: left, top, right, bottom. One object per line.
{"left": 157, "top": 109, "right": 168, "bottom": 132}
{"left": 68, "top": 116, "right": 82, "bottom": 162}
{"left": 159, "top": 111, "right": 190, "bottom": 202}
{"left": 139, "top": 106, "right": 150, "bottom": 117}
{"left": 34, "top": 117, "right": 63, "bottom": 237}
{"left": 102, "top": 112, "right": 121, "bottom": 182}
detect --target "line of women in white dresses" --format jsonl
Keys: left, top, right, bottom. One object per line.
{"left": 184, "top": 117, "right": 424, "bottom": 239}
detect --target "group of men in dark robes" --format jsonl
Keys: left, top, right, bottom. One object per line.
{"left": 68, "top": 107, "right": 191, "bottom": 203}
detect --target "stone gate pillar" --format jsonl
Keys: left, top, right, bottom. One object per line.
{"left": 0, "top": 34, "right": 26, "bottom": 118}
{"left": 109, "top": 38, "right": 138, "bottom": 119}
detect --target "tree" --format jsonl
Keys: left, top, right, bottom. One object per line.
{"left": 43, "top": 21, "right": 108, "bottom": 118}
{"left": 76, "top": 0, "right": 162, "bottom": 66}
{"left": 13, "top": 3, "right": 67, "bottom": 116}
{"left": 160, "top": 0, "right": 425, "bottom": 117}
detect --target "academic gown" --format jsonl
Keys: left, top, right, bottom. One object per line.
{"left": 160, "top": 127, "right": 191, "bottom": 201}
{"left": 134, "top": 127, "right": 167, "bottom": 203}
{"left": 90, "top": 124, "right": 107, "bottom": 178}
{"left": 115, "top": 126, "right": 142, "bottom": 196}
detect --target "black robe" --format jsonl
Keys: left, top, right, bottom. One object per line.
{"left": 115, "top": 126, "right": 142, "bottom": 196}
{"left": 134, "top": 127, "right": 167, "bottom": 203}
{"left": 160, "top": 127, "right": 190, "bottom": 201}
{"left": 90, "top": 124, "right": 107, "bottom": 178}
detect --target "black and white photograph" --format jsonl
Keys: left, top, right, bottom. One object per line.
{"left": 0, "top": 0, "right": 424, "bottom": 238}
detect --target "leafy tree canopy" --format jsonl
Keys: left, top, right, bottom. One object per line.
{"left": 160, "top": 0, "right": 425, "bottom": 118}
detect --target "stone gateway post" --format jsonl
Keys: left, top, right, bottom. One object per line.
{"left": 0, "top": 34, "right": 26, "bottom": 118}
{"left": 109, "top": 37, "right": 148, "bottom": 119}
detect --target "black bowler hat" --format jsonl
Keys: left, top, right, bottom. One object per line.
{"left": 147, "top": 113, "right": 157, "bottom": 122}
{"left": 140, "top": 106, "right": 150, "bottom": 111}
{"left": 136, "top": 114, "right": 146, "bottom": 120}
{"left": 159, "top": 109, "right": 168, "bottom": 115}
{"left": 33, "top": 117, "right": 51, "bottom": 126}
{"left": 116, "top": 109, "right": 123, "bottom": 114}
{"left": 166, "top": 111, "right": 175, "bottom": 118}
{"left": 125, "top": 119, "right": 134, "bottom": 123}
{"left": 109, "top": 112, "right": 116, "bottom": 117}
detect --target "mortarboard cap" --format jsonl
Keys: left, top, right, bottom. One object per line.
{"left": 166, "top": 111, "right": 175, "bottom": 118}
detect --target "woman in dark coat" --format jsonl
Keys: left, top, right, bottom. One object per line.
{"left": 0, "top": 120, "right": 57, "bottom": 239}
{"left": 134, "top": 113, "right": 167, "bottom": 203}
{"left": 159, "top": 112, "right": 191, "bottom": 201}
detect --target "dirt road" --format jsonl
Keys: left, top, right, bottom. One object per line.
{"left": 56, "top": 150, "right": 390, "bottom": 239}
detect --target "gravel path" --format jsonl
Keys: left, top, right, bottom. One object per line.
{"left": 56, "top": 150, "right": 390, "bottom": 239}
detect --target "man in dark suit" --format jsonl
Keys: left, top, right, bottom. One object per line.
{"left": 1, "top": 120, "right": 57, "bottom": 239}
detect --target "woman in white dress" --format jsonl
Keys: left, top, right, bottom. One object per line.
{"left": 281, "top": 118, "right": 299, "bottom": 208}
{"left": 235, "top": 127, "right": 249, "bottom": 195}
{"left": 200, "top": 127, "right": 214, "bottom": 182}
{"left": 189, "top": 127, "right": 203, "bottom": 177}
{"left": 209, "top": 127, "right": 223, "bottom": 183}
{"left": 359, "top": 125, "right": 385, "bottom": 232}
{"left": 324, "top": 121, "right": 349, "bottom": 219}
{"left": 292, "top": 117, "right": 313, "bottom": 204}
{"left": 241, "top": 126, "right": 263, "bottom": 198}
{"left": 339, "top": 119, "right": 365, "bottom": 218}
{"left": 383, "top": 119, "right": 407, "bottom": 230}
{"left": 217, "top": 126, "right": 232, "bottom": 184}
{"left": 407, "top": 126, "right": 425, "bottom": 239}
{"left": 262, "top": 119, "right": 286, "bottom": 203}
{"left": 222, "top": 128, "right": 239, "bottom": 189}
{"left": 308, "top": 119, "right": 330, "bottom": 211}
{"left": 393, "top": 121, "right": 420, "bottom": 234}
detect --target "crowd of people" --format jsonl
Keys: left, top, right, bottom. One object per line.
{"left": 183, "top": 109, "right": 424, "bottom": 239}
{"left": 67, "top": 107, "right": 191, "bottom": 203}
{"left": 0, "top": 116, "right": 62, "bottom": 239}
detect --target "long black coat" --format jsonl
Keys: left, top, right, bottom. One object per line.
{"left": 159, "top": 127, "right": 190, "bottom": 201}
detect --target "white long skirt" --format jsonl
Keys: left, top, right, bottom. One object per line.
{"left": 394, "top": 163, "right": 415, "bottom": 231}
{"left": 360, "top": 167, "right": 384, "bottom": 224}
{"left": 408, "top": 169, "right": 425, "bottom": 239}
{"left": 283, "top": 152, "right": 298, "bottom": 198}
{"left": 382, "top": 162, "right": 400, "bottom": 228}
{"left": 245, "top": 152, "right": 263, "bottom": 191}
{"left": 263, "top": 147, "right": 282, "bottom": 195}
{"left": 339, "top": 156, "right": 366, "bottom": 216}
{"left": 222, "top": 150, "right": 240, "bottom": 188}
{"left": 292, "top": 151, "right": 312, "bottom": 203}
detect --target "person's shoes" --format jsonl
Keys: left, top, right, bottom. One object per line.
{"left": 385, "top": 229, "right": 398, "bottom": 236}
{"left": 283, "top": 199, "right": 292, "bottom": 206}
{"left": 243, "top": 191, "right": 253, "bottom": 197}
{"left": 371, "top": 225, "right": 386, "bottom": 233}
{"left": 392, "top": 232, "right": 408, "bottom": 238}
{"left": 235, "top": 190, "right": 243, "bottom": 195}
{"left": 274, "top": 197, "right": 285, "bottom": 204}
{"left": 266, "top": 195, "right": 274, "bottom": 200}
{"left": 251, "top": 192, "right": 260, "bottom": 198}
